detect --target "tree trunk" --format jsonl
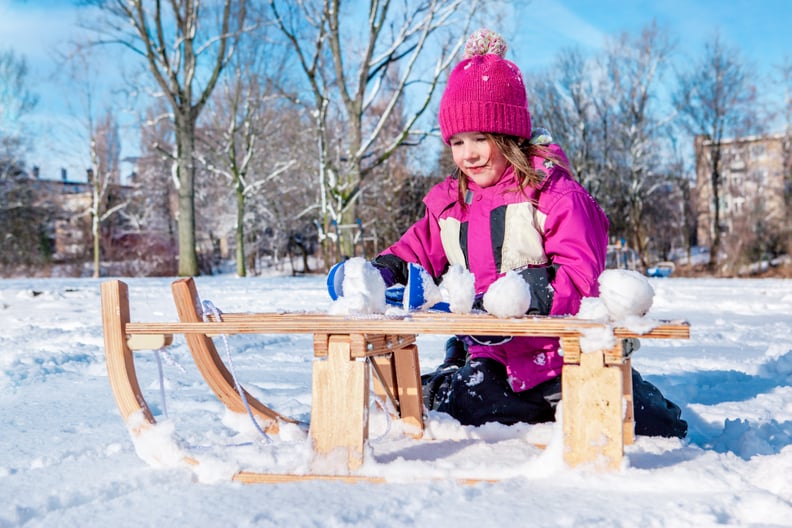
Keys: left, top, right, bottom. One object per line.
{"left": 235, "top": 179, "right": 247, "bottom": 277}
{"left": 338, "top": 207, "right": 358, "bottom": 258}
{"left": 92, "top": 214, "right": 100, "bottom": 278}
{"left": 709, "top": 149, "right": 722, "bottom": 272}
{"left": 177, "top": 114, "right": 199, "bottom": 277}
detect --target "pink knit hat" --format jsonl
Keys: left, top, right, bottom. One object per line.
{"left": 438, "top": 29, "right": 531, "bottom": 144}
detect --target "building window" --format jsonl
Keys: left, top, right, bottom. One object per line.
{"left": 751, "top": 169, "right": 767, "bottom": 185}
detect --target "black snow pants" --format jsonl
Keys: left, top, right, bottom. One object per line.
{"left": 421, "top": 340, "right": 687, "bottom": 438}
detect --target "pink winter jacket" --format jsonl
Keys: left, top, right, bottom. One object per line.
{"left": 381, "top": 144, "right": 609, "bottom": 391}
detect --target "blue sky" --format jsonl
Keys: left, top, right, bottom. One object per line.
{"left": 1, "top": 0, "right": 790, "bottom": 181}
{"left": 510, "top": 0, "right": 790, "bottom": 78}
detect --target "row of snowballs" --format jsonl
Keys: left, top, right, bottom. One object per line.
{"left": 330, "top": 257, "right": 655, "bottom": 322}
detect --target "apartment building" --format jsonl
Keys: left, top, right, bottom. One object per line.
{"left": 694, "top": 133, "right": 789, "bottom": 249}
{"left": 1, "top": 168, "right": 127, "bottom": 264}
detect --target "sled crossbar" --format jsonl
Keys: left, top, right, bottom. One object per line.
{"left": 101, "top": 278, "right": 689, "bottom": 482}
{"left": 124, "top": 313, "right": 690, "bottom": 339}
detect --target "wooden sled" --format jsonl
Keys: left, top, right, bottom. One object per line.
{"left": 101, "top": 278, "right": 690, "bottom": 483}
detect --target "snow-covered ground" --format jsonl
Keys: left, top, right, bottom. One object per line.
{"left": 2, "top": 275, "right": 792, "bottom": 527}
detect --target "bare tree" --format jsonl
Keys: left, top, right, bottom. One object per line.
{"left": 529, "top": 23, "right": 704, "bottom": 267}
{"left": 269, "top": 0, "right": 481, "bottom": 262}
{"left": 89, "top": 0, "right": 249, "bottom": 276}
{"left": 198, "top": 74, "right": 261, "bottom": 276}
{"left": 122, "top": 103, "right": 179, "bottom": 276}
{"left": 241, "top": 101, "right": 318, "bottom": 274}
{"left": 196, "top": 29, "right": 298, "bottom": 277}
{"left": 0, "top": 49, "right": 45, "bottom": 272}
{"left": 776, "top": 57, "right": 792, "bottom": 258}
{"left": 356, "top": 67, "right": 440, "bottom": 253}
{"left": 674, "top": 33, "right": 756, "bottom": 271}
{"left": 196, "top": 79, "right": 318, "bottom": 275}
{"left": 602, "top": 22, "right": 676, "bottom": 266}
{"left": 0, "top": 49, "right": 38, "bottom": 179}
{"left": 0, "top": 178, "right": 52, "bottom": 273}
{"left": 197, "top": 84, "right": 298, "bottom": 276}
{"left": 87, "top": 111, "right": 126, "bottom": 277}
{"left": 60, "top": 44, "right": 127, "bottom": 278}
{"left": 528, "top": 48, "right": 605, "bottom": 197}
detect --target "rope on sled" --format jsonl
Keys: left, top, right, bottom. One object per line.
{"left": 153, "top": 349, "right": 168, "bottom": 418}
{"left": 153, "top": 345, "right": 186, "bottom": 418}
{"left": 201, "top": 299, "right": 272, "bottom": 445}
{"left": 366, "top": 356, "right": 394, "bottom": 443}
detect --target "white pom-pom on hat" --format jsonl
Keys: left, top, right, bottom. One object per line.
{"left": 463, "top": 28, "right": 507, "bottom": 59}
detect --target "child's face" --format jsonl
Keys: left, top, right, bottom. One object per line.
{"left": 449, "top": 132, "right": 508, "bottom": 188}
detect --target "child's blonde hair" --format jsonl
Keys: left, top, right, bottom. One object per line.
{"left": 454, "top": 133, "right": 565, "bottom": 204}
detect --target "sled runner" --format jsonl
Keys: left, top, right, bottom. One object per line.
{"left": 101, "top": 278, "right": 689, "bottom": 482}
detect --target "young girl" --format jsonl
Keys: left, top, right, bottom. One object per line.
{"left": 338, "top": 29, "right": 686, "bottom": 437}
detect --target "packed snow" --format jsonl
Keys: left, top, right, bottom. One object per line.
{"left": 2, "top": 273, "right": 792, "bottom": 527}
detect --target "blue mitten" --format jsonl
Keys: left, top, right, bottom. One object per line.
{"left": 382, "top": 263, "right": 450, "bottom": 311}
{"left": 385, "top": 285, "right": 406, "bottom": 306}
{"left": 326, "top": 257, "right": 387, "bottom": 314}
{"left": 326, "top": 260, "right": 346, "bottom": 300}
{"left": 404, "top": 262, "right": 448, "bottom": 312}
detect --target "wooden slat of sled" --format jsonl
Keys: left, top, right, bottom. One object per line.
{"left": 391, "top": 343, "right": 423, "bottom": 431}
{"left": 125, "top": 313, "right": 690, "bottom": 339}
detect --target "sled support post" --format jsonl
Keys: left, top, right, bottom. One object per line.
{"left": 310, "top": 333, "right": 424, "bottom": 469}
{"left": 621, "top": 356, "right": 635, "bottom": 445}
{"left": 310, "top": 335, "right": 369, "bottom": 469}
{"left": 561, "top": 338, "right": 633, "bottom": 470}
{"left": 391, "top": 343, "right": 423, "bottom": 431}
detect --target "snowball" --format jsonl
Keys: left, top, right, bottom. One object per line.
{"left": 482, "top": 271, "right": 531, "bottom": 318}
{"left": 328, "top": 257, "right": 387, "bottom": 315}
{"left": 441, "top": 264, "right": 476, "bottom": 313}
{"left": 598, "top": 269, "right": 654, "bottom": 320}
